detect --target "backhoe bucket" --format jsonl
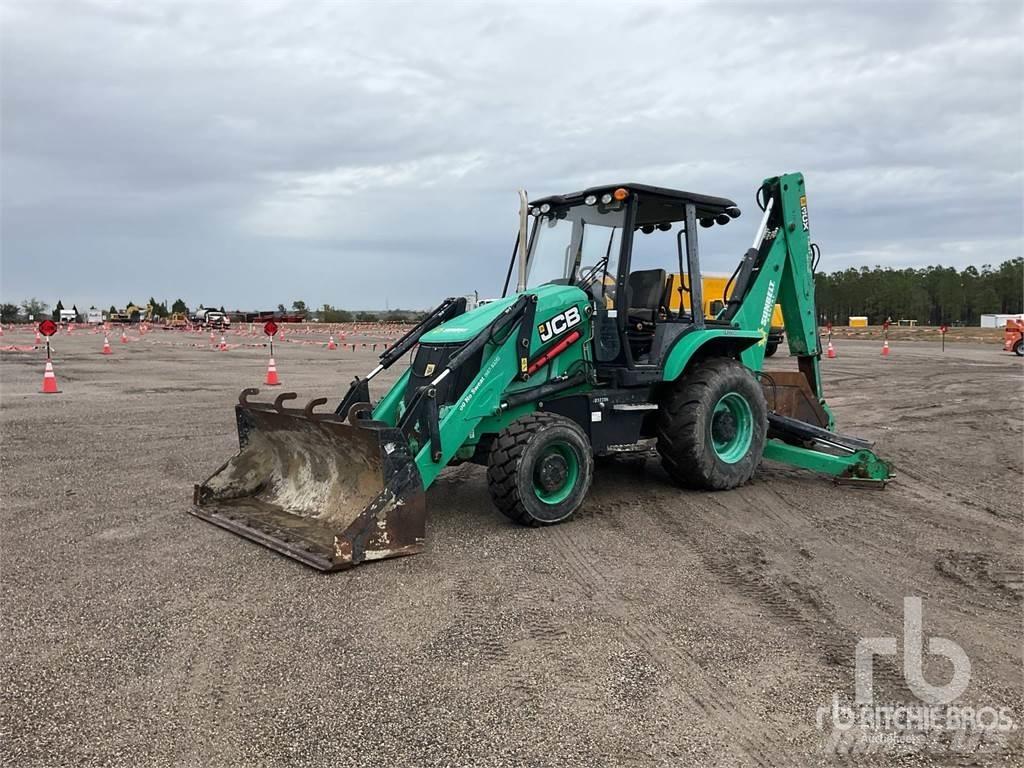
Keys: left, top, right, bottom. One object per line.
{"left": 191, "top": 389, "right": 426, "bottom": 572}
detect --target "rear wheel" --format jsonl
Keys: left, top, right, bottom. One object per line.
{"left": 1014, "top": 339, "right": 1023, "bottom": 357}
{"left": 656, "top": 357, "right": 767, "bottom": 490}
{"left": 487, "top": 413, "right": 593, "bottom": 526}
{"left": 764, "top": 341, "right": 779, "bottom": 357}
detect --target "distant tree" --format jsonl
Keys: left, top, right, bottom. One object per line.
{"left": 355, "top": 311, "right": 378, "bottom": 322}
{"left": 147, "top": 297, "right": 168, "bottom": 317}
{"left": 0, "top": 303, "right": 20, "bottom": 323}
{"left": 171, "top": 298, "right": 188, "bottom": 314}
{"left": 320, "top": 304, "right": 353, "bottom": 323}
{"left": 292, "top": 300, "right": 307, "bottom": 313}
{"left": 20, "top": 297, "right": 48, "bottom": 320}
{"left": 108, "top": 305, "right": 117, "bottom": 317}
{"left": 219, "top": 305, "right": 225, "bottom": 313}
{"left": 53, "top": 299, "right": 64, "bottom": 321}
{"left": 277, "top": 303, "right": 286, "bottom": 313}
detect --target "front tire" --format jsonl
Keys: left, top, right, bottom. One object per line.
{"left": 487, "top": 413, "right": 593, "bottom": 526}
{"left": 656, "top": 357, "right": 768, "bottom": 490}
{"left": 764, "top": 341, "right": 779, "bottom": 357}
{"left": 1014, "top": 339, "right": 1023, "bottom": 357}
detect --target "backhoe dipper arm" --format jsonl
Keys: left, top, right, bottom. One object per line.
{"left": 731, "top": 173, "right": 824, "bottom": 401}
{"left": 729, "top": 173, "right": 892, "bottom": 482}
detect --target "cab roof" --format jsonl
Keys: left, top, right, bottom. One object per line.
{"left": 530, "top": 183, "right": 739, "bottom": 224}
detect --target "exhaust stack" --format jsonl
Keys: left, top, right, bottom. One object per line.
{"left": 516, "top": 189, "right": 529, "bottom": 293}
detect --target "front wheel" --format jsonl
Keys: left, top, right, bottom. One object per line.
{"left": 764, "top": 341, "right": 779, "bottom": 358}
{"left": 487, "top": 413, "right": 593, "bottom": 526}
{"left": 1014, "top": 339, "right": 1023, "bottom": 357}
{"left": 656, "top": 357, "right": 768, "bottom": 490}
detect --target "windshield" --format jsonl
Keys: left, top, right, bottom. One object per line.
{"left": 523, "top": 204, "right": 626, "bottom": 295}
{"left": 526, "top": 214, "right": 574, "bottom": 287}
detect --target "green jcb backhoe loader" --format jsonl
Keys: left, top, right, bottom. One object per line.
{"left": 192, "top": 172, "right": 893, "bottom": 571}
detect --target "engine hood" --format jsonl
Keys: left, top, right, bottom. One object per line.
{"left": 421, "top": 284, "right": 589, "bottom": 345}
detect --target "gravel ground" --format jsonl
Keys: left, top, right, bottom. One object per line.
{"left": 2, "top": 327, "right": 1021, "bottom": 767}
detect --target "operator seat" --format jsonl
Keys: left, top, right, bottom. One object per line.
{"left": 627, "top": 268, "right": 667, "bottom": 361}
{"left": 627, "top": 269, "right": 667, "bottom": 326}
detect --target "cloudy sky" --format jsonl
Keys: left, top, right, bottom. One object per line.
{"left": 2, "top": 0, "right": 1021, "bottom": 312}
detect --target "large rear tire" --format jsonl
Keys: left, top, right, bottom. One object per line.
{"left": 656, "top": 357, "right": 767, "bottom": 490}
{"left": 487, "top": 413, "right": 593, "bottom": 526}
{"left": 764, "top": 341, "right": 779, "bottom": 357}
{"left": 1014, "top": 339, "right": 1023, "bottom": 357}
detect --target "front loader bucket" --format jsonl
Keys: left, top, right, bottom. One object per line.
{"left": 191, "top": 389, "right": 426, "bottom": 572}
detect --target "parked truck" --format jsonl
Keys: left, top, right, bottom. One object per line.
{"left": 1005, "top": 319, "right": 1024, "bottom": 356}
{"left": 192, "top": 308, "right": 231, "bottom": 329}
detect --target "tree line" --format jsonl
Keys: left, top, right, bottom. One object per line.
{"left": 0, "top": 296, "right": 423, "bottom": 324}
{"left": 814, "top": 259, "right": 1021, "bottom": 325}
{"left": 279, "top": 300, "right": 421, "bottom": 323}
{"left": 0, "top": 297, "right": 212, "bottom": 324}
{"left": 6, "top": 259, "right": 1018, "bottom": 327}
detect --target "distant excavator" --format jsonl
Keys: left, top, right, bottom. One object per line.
{"left": 192, "top": 172, "right": 892, "bottom": 571}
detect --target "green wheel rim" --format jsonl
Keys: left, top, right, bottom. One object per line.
{"left": 711, "top": 392, "right": 754, "bottom": 464}
{"left": 532, "top": 442, "right": 580, "bottom": 505}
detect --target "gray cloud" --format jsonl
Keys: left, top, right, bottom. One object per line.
{"left": 2, "top": 0, "right": 1021, "bottom": 311}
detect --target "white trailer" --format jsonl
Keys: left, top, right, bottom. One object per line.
{"left": 980, "top": 314, "right": 1024, "bottom": 328}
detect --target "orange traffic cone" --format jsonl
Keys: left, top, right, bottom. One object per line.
{"left": 218, "top": 335, "right": 228, "bottom": 351}
{"left": 826, "top": 340, "right": 836, "bottom": 358}
{"left": 35, "top": 329, "right": 42, "bottom": 345}
{"left": 209, "top": 331, "right": 215, "bottom": 345}
{"left": 327, "top": 335, "right": 337, "bottom": 350}
{"left": 881, "top": 339, "right": 890, "bottom": 357}
{"left": 120, "top": 329, "right": 128, "bottom": 344}
{"left": 265, "top": 357, "right": 280, "bottom": 386}
{"left": 41, "top": 360, "right": 60, "bottom": 393}
{"left": 0, "top": 323, "right": 4, "bottom": 337}
{"left": 101, "top": 336, "right": 112, "bottom": 355}
{"left": 278, "top": 329, "right": 285, "bottom": 341}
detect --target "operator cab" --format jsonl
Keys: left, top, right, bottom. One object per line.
{"left": 503, "top": 184, "right": 741, "bottom": 381}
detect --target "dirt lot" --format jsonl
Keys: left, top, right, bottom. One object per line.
{"left": 827, "top": 325, "right": 1008, "bottom": 345}
{"left": 2, "top": 326, "right": 1021, "bottom": 767}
